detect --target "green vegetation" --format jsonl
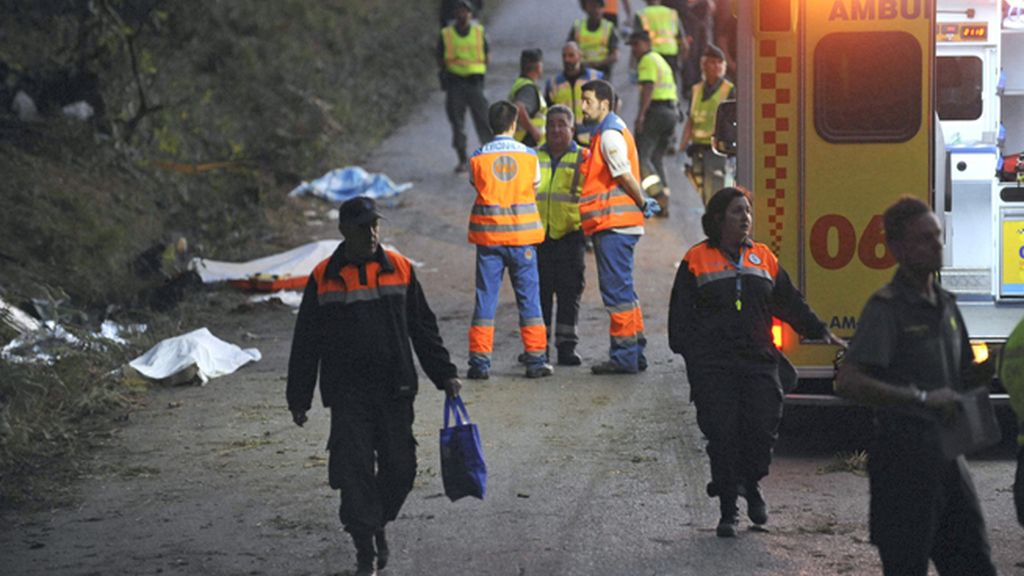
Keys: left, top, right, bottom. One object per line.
{"left": 0, "top": 0, "right": 451, "bottom": 511}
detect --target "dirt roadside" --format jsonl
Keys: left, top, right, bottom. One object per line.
{"left": 2, "top": 1, "right": 1022, "bottom": 575}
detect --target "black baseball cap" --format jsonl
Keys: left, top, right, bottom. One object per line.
{"left": 703, "top": 44, "right": 726, "bottom": 60}
{"left": 627, "top": 29, "right": 652, "bottom": 44}
{"left": 337, "top": 196, "right": 385, "bottom": 226}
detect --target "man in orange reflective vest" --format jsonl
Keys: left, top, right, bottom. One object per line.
{"left": 287, "top": 197, "right": 462, "bottom": 576}
{"left": 466, "top": 100, "right": 555, "bottom": 380}
{"left": 579, "top": 79, "right": 661, "bottom": 374}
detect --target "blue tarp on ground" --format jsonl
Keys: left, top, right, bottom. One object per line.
{"left": 288, "top": 167, "right": 412, "bottom": 203}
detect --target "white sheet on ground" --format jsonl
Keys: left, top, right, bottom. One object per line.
{"left": 191, "top": 240, "right": 338, "bottom": 284}
{"left": 248, "top": 291, "right": 303, "bottom": 307}
{"left": 128, "top": 327, "right": 261, "bottom": 384}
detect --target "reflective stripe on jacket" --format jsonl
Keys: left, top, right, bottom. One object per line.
{"left": 579, "top": 112, "right": 643, "bottom": 235}
{"left": 637, "top": 51, "right": 677, "bottom": 102}
{"left": 442, "top": 22, "right": 486, "bottom": 76}
{"left": 639, "top": 6, "right": 681, "bottom": 57}
{"left": 573, "top": 18, "right": 614, "bottom": 64}
{"left": 690, "top": 79, "right": 734, "bottom": 144}
{"left": 509, "top": 76, "right": 547, "bottom": 145}
{"left": 537, "top": 144, "right": 586, "bottom": 240}
{"left": 468, "top": 137, "right": 544, "bottom": 246}
{"left": 546, "top": 68, "right": 603, "bottom": 146}
{"left": 286, "top": 245, "right": 458, "bottom": 411}
{"left": 668, "top": 239, "right": 827, "bottom": 368}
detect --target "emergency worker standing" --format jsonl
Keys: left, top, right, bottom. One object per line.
{"left": 287, "top": 197, "right": 462, "bottom": 576}
{"left": 466, "top": 100, "right": 555, "bottom": 380}
{"left": 579, "top": 79, "right": 661, "bottom": 374}
{"left": 438, "top": 0, "right": 491, "bottom": 173}
{"left": 535, "top": 105, "right": 589, "bottom": 366}
{"left": 599, "top": 0, "right": 632, "bottom": 28}
{"left": 628, "top": 29, "right": 676, "bottom": 217}
{"left": 634, "top": 0, "right": 686, "bottom": 86}
{"left": 836, "top": 197, "right": 998, "bottom": 576}
{"left": 680, "top": 44, "right": 734, "bottom": 204}
{"left": 669, "top": 187, "right": 841, "bottom": 537}
{"left": 509, "top": 49, "right": 547, "bottom": 148}
{"left": 545, "top": 42, "right": 604, "bottom": 147}
{"left": 571, "top": 0, "right": 621, "bottom": 81}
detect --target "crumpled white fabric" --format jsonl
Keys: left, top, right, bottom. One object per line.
{"left": 190, "top": 240, "right": 339, "bottom": 284}
{"left": 128, "top": 327, "right": 261, "bottom": 384}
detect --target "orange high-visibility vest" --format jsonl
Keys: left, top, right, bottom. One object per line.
{"left": 312, "top": 249, "right": 412, "bottom": 306}
{"left": 579, "top": 113, "right": 644, "bottom": 235}
{"left": 468, "top": 137, "right": 544, "bottom": 246}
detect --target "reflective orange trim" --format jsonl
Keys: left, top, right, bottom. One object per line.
{"left": 520, "top": 324, "right": 547, "bottom": 353}
{"left": 684, "top": 242, "right": 779, "bottom": 281}
{"left": 580, "top": 121, "right": 644, "bottom": 235}
{"left": 610, "top": 309, "right": 639, "bottom": 338}
{"left": 469, "top": 326, "right": 495, "bottom": 354}
{"left": 312, "top": 249, "right": 412, "bottom": 300}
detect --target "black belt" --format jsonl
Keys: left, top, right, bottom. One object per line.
{"left": 650, "top": 100, "right": 677, "bottom": 108}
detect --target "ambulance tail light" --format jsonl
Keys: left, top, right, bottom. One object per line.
{"left": 772, "top": 318, "right": 784, "bottom": 350}
{"left": 970, "top": 341, "right": 989, "bottom": 364}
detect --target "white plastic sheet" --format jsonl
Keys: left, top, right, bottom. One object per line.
{"left": 190, "top": 240, "right": 338, "bottom": 284}
{"left": 128, "top": 327, "right": 261, "bottom": 385}
{"left": 247, "top": 291, "right": 303, "bottom": 307}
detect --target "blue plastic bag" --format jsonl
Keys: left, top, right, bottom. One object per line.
{"left": 439, "top": 396, "right": 487, "bottom": 501}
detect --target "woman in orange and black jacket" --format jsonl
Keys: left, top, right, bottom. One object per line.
{"left": 668, "top": 186, "right": 843, "bottom": 537}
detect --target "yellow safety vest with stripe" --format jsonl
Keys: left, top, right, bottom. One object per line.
{"left": 546, "top": 68, "right": 603, "bottom": 145}
{"left": 572, "top": 18, "right": 614, "bottom": 65}
{"left": 689, "top": 78, "right": 734, "bottom": 144}
{"left": 509, "top": 76, "right": 547, "bottom": 145}
{"left": 637, "top": 51, "right": 677, "bottom": 102}
{"left": 639, "top": 6, "right": 681, "bottom": 57}
{"left": 537, "top": 145, "right": 586, "bottom": 240}
{"left": 442, "top": 22, "right": 486, "bottom": 77}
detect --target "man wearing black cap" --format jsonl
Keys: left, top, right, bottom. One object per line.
{"left": 680, "top": 43, "right": 734, "bottom": 204}
{"left": 628, "top": 28, "right": 677, "bottom": 217}
{"left": 438, "top": 0, "right": 492, "bottom": 173}
{"left": 287, "top": 196, "right": 462, "bottom": 576}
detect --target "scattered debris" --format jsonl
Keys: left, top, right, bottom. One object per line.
{"left": 288, "top": 167, "right": 412, "bottom": 203}
{"left": 247, "top": 291, "right": 303, "bottom": 308}
{"left": 126, "top": 327, "right": 261, "bottom": 385}
{"left": 61, "top": 100, "right": 94, "bottom": 121}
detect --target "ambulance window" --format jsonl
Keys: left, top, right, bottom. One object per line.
{"left": 814, "top": 32, "right": 921, "bottom": 143}
{"left": 936, "top": 56, "right": 983, "bottom": 121}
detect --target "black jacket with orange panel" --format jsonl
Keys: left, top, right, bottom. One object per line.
{"left": 287, "top": 244, "right": 457, "bottom": 412}
{"left": 668, "top": 239, "right": 827, "bottom": 369}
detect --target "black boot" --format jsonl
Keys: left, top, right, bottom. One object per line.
{"left": 557, "top": 344, "right": 582, "bottom": 366}
{"left": 352, "top": 533, "right": 377, "bottom": 576}
{"left": 716, "top": 494, "right": 739, "bottom": 538}
{"left": 375, "top": 529, "right": 389, "bottom": 570}
{"left": 742, "top": 482, "right": 768, "bottom": 526}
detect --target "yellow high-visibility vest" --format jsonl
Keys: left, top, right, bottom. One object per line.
{"left": 537, "top": 146, "right": 585, "bottom": 240}
{"left": 572, "top": 18, "right": 614, "bottom": 65}
{"left": 637, "top": 51, "right": 677, "bottom": 102}
{"left": 509, "top": 76, "right": 547, "bottom": 145}
{"left": 689, "top": 79, "right": 734, "bottom": 144}
{"left": 442, "top": 22, "right": 486, "bottom": 77}
{"left": 639, "top": 6, "right": 681, "bottom": 57}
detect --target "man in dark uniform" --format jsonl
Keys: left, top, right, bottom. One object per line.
{"left": 836, "top": 196, "right": 997, "bottom": 576}
{"left": 287, "top": 197, "right": 462, "bottom": 576}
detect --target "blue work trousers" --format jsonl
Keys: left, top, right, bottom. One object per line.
{"left": 592, "top": 230, "right": 647, "bottom": 371}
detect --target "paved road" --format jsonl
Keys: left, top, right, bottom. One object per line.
{"left": 2, "top": 1, "right": 1021, "bottom": 575}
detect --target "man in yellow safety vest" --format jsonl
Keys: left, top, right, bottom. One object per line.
{"left": 545, "top": 42, "right": 604, "bottom": 147}
{"left": 509, "top": 49, "right": 547, "bottom": 148}
{"left": 437, "top": 0, "right": 491, "bottom": 173}
{"left": 680, "top": 44, "right": 734, "bottom": 204}
{"left": 628, "top": 28, "right": 676, "bottom": 217}
{"left": 570, "top": 0, "right": 620, "bottom": 81}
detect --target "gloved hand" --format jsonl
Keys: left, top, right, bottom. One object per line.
{"left": 642, "top": 198, "right": 661, "bottom": 218}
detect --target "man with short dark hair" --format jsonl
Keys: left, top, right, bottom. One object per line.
{"left": 836, "top": 196, "right": 998, "bottom": 576}
{"left": 287, "top": 196, "right": 462, "bottom": 576}
{"left": 579, "top": 79, "right": 660, "bottom": 374}
{"left": 509, "top": 48, "right": 547, "bottom": 147}
{"left": 628, "top": 28, "right": 676, "bottom": 217}
{"left": 465, "top": 100, "right": 554, "bottom": 380}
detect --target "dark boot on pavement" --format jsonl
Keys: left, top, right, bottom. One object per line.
{"left": 716, "top": 495, "right": 740, "bottom": 538}
{"left": 557, "top": 344, "right": 582, "bottom": 366}
{"left": 591, "top": 360, "right": 637, "bottom": 375}
{"left": 525, "top": 362, "right": 554, "bottom": 378}
{"left": 374, "top": 529, "right": 389, "bottom": 570}
{"left": 352, "top": 533, "right": 377, "bottom": 576}
{"left": 466, "top": 366, "right": 489, "bottom": 380}
{"left": 742, "top": 482, "right": 768, "bottom": 526}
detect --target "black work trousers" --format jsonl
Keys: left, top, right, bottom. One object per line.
{"left": 328, "top": 396, "right": 417, "bottom": 538}
{"left": 635, "top": 101, "right": 678, "bottom": 197}
{"left": 688, "top": 361, "right": 782, "bottom": 499}
{"left": 868, "top": 418, "right": 996, "bottom": 576}
{"left": 537, "top": 231, "right": 585, "bottom": 350}
{"left": 444, "top": 75, "right": 490, "bottom": 162}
